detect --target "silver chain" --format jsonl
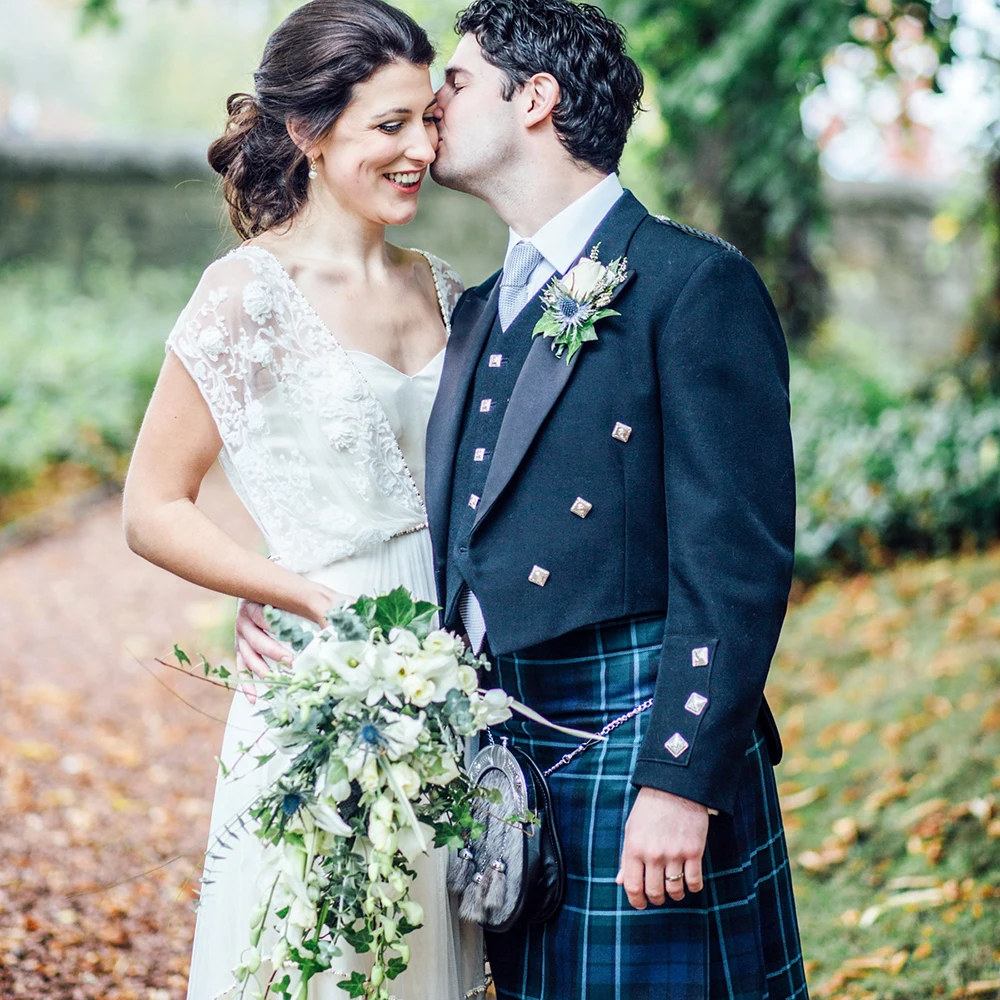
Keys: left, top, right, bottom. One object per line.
{"left": 542, "top": 697, "right": 654, "bottom": 777}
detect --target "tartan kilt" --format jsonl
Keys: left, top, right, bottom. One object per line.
{"left": 484, "top": 614, "right": 808, "bottom": 1000}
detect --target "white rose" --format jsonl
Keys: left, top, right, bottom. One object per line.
{"left": 563, "top": 257, "right": 606, "bottom": 300}
{"left": 422, "top": 629, "right": 458, "bottom": 655}
{"left": 456, "top": 664, "right": 479, "bottom": 695}
{"left": 243, "top": 281, "right": 274, "bottom": 324}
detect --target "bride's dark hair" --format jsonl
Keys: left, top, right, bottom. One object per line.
{"left": 208, "top": 0, "right": 435, "bottom": 240}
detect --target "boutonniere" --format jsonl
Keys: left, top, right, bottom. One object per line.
{"left": 532, "top": 244, "right": 629, "bottom": 364}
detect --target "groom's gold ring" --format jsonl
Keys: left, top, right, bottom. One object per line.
{"left": 665, "top": 873, "right": 685, "bottom": 882}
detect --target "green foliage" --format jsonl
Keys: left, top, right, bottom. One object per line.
{"left": 792, "top": 358, "right": 1000, "bottom": 577}
{"left": 0, "top": 249, "right": 194, "bottom": 500}
{"left": 603, "top": 0, "right": 958, "bottom": 339}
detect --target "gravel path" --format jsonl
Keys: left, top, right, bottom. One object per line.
{"left": 0, "top": 467, "right": 262, "bottom": 1000}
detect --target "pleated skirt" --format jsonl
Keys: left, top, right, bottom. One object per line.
{"left": 484, "top": 615, "right": 809, "bottom": 1000}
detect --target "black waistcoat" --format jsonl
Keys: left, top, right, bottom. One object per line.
{"left": 445, "top": 305, "right": 536, "bottom": 623}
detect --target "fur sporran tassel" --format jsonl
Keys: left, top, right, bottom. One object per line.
{"left": 448, "top": 846, "right": 476, "bottom": 893}
{"left": 459, "top": 870, "right": 487, "bottom": 923}
{"left": 483, "top": 858, "right": 507, "bottom": 918}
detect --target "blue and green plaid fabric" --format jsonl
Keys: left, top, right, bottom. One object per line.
{"left": 484, "top": 615, "right": 808, "bottom": 1000}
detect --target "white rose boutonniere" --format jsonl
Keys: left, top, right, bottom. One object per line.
{"left": 533, "top": 243, "right": 629, "bottom": 364}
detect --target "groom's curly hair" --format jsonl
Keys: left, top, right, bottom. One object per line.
{"left": 455, "top": 0, "right": 644, "bottom": 174}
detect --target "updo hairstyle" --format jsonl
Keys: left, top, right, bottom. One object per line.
{"left": 208, "top": 0, "right": 435, "bottom": 240}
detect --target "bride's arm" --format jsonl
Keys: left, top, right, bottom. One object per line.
{"left": 123, "top": 352, "right": 340, "bottom": 626}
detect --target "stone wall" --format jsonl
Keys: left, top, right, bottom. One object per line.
{"left": 0, "top": 139, "right": 985, "bottom": 375}
{"left": 823, "top": 179, "right": 984, "bottom": 382}
{"left": 0, "top": 137, "right": 508, "bottom": 285}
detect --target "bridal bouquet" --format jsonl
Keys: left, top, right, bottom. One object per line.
{"left": 193, "top": 589, "right": 516, "bottom": 1000}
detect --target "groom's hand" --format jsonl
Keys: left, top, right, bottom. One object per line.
{"left": 235, "top": 599, "right": 292, "bottom": 703}
{"left": 617, "top": 787, "right": 709, "bottom": 908}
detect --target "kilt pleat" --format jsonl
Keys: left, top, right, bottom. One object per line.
{"left": 483, "top": 615, "right": 808, "bottom": 1000}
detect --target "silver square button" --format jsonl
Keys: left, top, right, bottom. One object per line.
{"left": 664, "top": 733, "right": 689, "bottom": 758}
{"left": 570, "top": 497, "right": 593, "bottom": 518}
{"left": 474, "top": 448, "right": 486, "bottom": 462}
{"left": 691, "top": 646, "right": 710, "bottom": 667}
{"left": 480, "top": 398, "right": 493, "bottom": 413}
{"left": 528, "top": 565, "right": 551, "bottom": 587}
{"left": 468, "top": 494, "right": 480, "bottom": 510}
{"left": 684, "top": 692, "right": 709, "bottom": 716}
{"left": 489, "top": 354, "right": 503, "bottom": 368}
{"left": 612, "top": 421, "right": 633, "bottom": 443}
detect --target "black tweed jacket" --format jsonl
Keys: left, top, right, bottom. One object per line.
{"left": 424, "top": 190, "right": 795, "bottom": 815}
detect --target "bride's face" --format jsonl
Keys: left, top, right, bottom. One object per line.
{"left": 309, "top": 61, "right": 439, "bottom": 227}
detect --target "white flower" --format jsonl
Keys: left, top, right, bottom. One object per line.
{"left": 401, "top": 673, "right": 436, "bottom": 708}
{"left": 358, "top": 756, "right": 381, "bottom": 793}
{"left": 381, "top": 708, "right": 424, "bottom": 758}
{"left": 368, "top": 815, "right": 395, "bottom": 853}
{"left": 422, "top": 629, "right": 459, "bottom": 655}
{"left": 456, "top": 665, "right": 479, "bottom": 694}
{"left": 243, "top": 281, "right": 274, "bottom": 324}
{"left": 563, "top": 257, "right": 606, "bottom": 300}
{"left": 413, "top": 651, "right": 460, "bottom": 701}
{"left": 198, "top": 324, "right": 227, "bottom": 360}
{"left": 388, "top": 628, "right": 421, "bottom": 655}
{"left": 425, "top": 752, "right": 460, "bottom": 788}
{"left": 389, "top": 761, "right": 421, "bottom": 800}
{"left": 397, "top": 821, "right": 436, "bottom": 863}
{"left": 310, "top": 801, "right": 352, "bottom": 837}
{"left": 471, "top": 688, "right": 513, "bottom": 728}
{"left": 398, "top": 898, "right": 424, "bottom": 928}
{"left": 372, "top": 795, "right": 395, "bottom": 824}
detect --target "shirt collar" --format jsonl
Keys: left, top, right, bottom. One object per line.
{"left": 505, "top": 173, "right": 625, "bottom": 277}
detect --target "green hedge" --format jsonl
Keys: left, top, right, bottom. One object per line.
{"left": 792, "top": 360, "right": 1000, "bottom": 577}
{"left": 0, "top": 251, "right": 194, "bottom": 496}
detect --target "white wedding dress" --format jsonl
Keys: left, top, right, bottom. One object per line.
{"left": 166, "top": 245, "right": 485, "bottom": 1000}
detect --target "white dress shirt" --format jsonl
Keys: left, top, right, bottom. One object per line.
{"left": 461, "top": 173, "right": 626, "bottom": 652}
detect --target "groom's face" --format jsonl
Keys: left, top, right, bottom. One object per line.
{"left": 431, "top": 34, "right": 521, "bottom": 197}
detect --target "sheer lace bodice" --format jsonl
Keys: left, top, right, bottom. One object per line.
{"left": 166, "top": 246, "right": 463, "bottom": 574}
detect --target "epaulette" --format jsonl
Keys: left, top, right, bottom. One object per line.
{"left": 652, "top": 215, "right": 743, "bottom": 257}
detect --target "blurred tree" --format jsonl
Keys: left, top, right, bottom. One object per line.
{"left": 80, "top": 0, "right": 121, "bottom": 28}
{"left": 603, "top": 0, "right": 959, "bottom": 340}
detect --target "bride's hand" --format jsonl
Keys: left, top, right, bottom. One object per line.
{"left": 235, "top": 584, "right": 349, "bottom": 703}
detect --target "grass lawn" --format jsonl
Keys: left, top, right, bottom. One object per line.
{"left": 772, "top": 552, "right": 1000, "bottom": 998}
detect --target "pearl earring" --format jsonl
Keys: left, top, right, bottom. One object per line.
{"left": 308, "top": 158, "right": 318, "bottom": 180}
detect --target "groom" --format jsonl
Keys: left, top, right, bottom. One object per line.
{"left": 239, "top": 0, "right": 807, "bottom": 996}
{"left": 425, "top": 1, "right": 806, "bottom": 998}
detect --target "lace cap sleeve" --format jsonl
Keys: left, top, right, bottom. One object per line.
{"left": 165, "top": 252, "right": 278, "bottom": 443}
{"left": 420, "top": 252, "right": 465, "bottom": 326}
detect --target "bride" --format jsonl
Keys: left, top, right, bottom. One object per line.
{"left": 122, "top": 1, "right": 485, "bottom": 997}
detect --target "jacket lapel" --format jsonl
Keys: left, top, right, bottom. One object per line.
{"left": 473, "top": 191, "right": 648, "bottom": 531}
{"left": 425, "top": 274, "right": 501, "bottom": 548}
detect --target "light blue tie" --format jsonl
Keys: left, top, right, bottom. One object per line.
{"left": 498, "top": 240, "right": 544, "bottom": 331}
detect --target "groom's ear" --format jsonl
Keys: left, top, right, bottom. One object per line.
{"left": 521, "top": 73, "right": 561, "bottom": 128}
